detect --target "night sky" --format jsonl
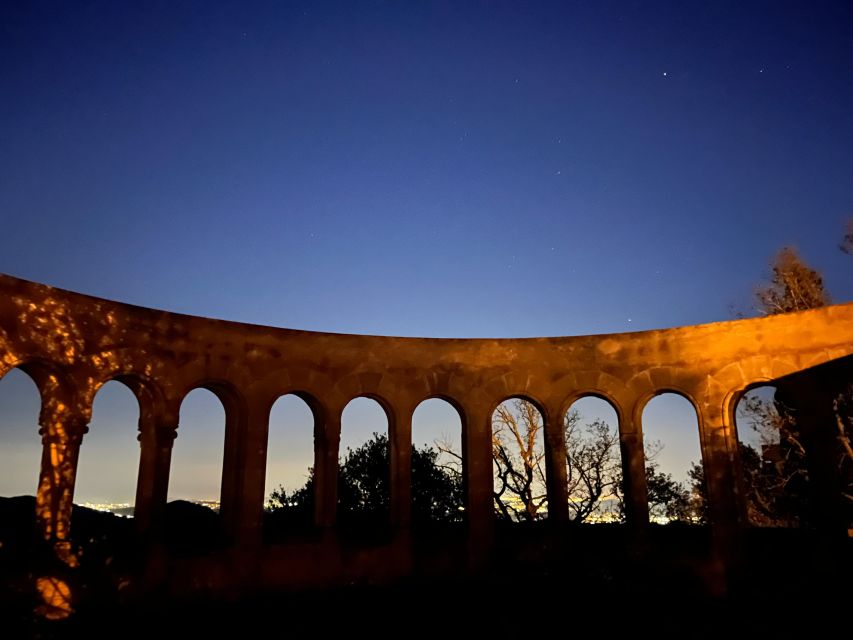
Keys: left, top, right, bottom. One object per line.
{"left": 1, "top": 1, "right": 851, "bottom": 505}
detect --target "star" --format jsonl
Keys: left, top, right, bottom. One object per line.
{"left": 662, "top": 72, "right": 668, "bottom": 77}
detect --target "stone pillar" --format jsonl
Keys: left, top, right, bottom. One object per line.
{"left": 543, "top": 405, "right": 569, "bottom": 523}
{"left": 36, "top": 411, "right": 88, "bottom": 543}
{"left": 619, "top": 410, "right": 649, "bottom": 531}
{"left": 133, "top": 417, "right": 176, "bottom": 539}
{"left": 778, "top": 374, "right": 849, "bottom": 536}
{"left": 218, "top": 403, "right": 240, "bottom": 542}
{"left": 698, "top": 397, "right": 741, "bottom": 531}
{"left": 314, "top": 410, "right": 341, "bottom": 532}
{"left": 697, "top": 389, "right": 743, "bottom": 592}
{"left": 462, "top": 404, "right": 494, "bottom": 567}
{"left": 389, "top": 408, "right": 412, "bottom": 531}
{"left": 232, "top": 397, "right": 270, "bottom": 549}
{"left": 389, "top": 407, "right": 413, "bottom": 573}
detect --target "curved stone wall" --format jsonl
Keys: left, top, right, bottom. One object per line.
{"left": 1, "top": 273, "right": 851, "bottom": 584}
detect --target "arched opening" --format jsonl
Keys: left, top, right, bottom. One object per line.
{"left": 0, "top": 368, "right": 42, "bottom": 502}
{"left": 641, "top": 393, "right": 703, "bottom": 524}
{"left": 167, "top": 388, "right": 226, "bottom": 551}
{"left": 491, "top": 397, "right": 547, "bottom": 523}
{"left": 735, "top": 385, "right": 804, "bottom": 527}
{"left": 74, "top": 381, "right": 140, "bottom": 516}
{"left": 263, "top": 393, "right": 317, "bottom": 542}
{"left": 411, "top": 398, "right": 464, "bottom": 526}
{"left": 338, "top": 397, "right": 390, "bottom": 537}
{"left": 564, "top": 396, "right": 621, "bottom": 524}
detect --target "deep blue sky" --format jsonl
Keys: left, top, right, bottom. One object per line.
{"left": 1, "top": 1, "right": 851, "bottom": 504}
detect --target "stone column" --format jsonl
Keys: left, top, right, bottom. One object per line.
{"left": 389, "top": 407, "right": 413, "bottom": 573}
{"left": 462, "top": 404, "right": 494, "bottom": 567}
{"left": 778, "top": 373, "right": 849, "bottom": 536}
{"left": 133, "top": 417, "right": 177, "bottom": 539}
{"left": 232, "top": 396, "right": 271, "bottom": 549}
{"left": 314, "top": 410, "right": 341, "bottom": 532}
{"left": 619, "top": 409, "right": 649, "bottom": 530}
{"left": 543, "top": 405, "right": 569, "bottom": 523}
{"left": 218, "top": 398, "right": 246, "bottom": 543}
{"left": 697, "top": 388, "right": 743, "bottom": 593}
{"left": 36, "top": 411, "right": 88, "bottom": 543}
{"left": 698, "top": 395, "right": 741, "bottom": 530}
{"left": 389, "top": 408, "right": 412, "bottom": 532}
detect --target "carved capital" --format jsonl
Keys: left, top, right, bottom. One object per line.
{"left": 155, "top": 424, "right": 178, "bottom": 448}
{"left": 39, "top": 418, "right": 88, "bottom": 446}
{"left": 136, "top": 418, "right": 178, "bottom": 447}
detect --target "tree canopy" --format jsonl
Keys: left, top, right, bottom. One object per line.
{"left": 718, "top": 234, "right": 853, "bottom": 529}
{"left": 754, "top": 246, "right": 830, "bottom": 315}
{"left": 266, "top": 432, "right": 463, "bottom": 534}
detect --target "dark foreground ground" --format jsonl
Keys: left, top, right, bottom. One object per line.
{"left": 1, "top": 496, "right": 850, "bottom": 639}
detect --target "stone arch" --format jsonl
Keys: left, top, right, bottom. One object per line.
{"left": 332, "top": 370, "right": 399, "bottom": 417}
{"left": 263, "top": 391, "right": 322, "bottom": 542}
{"left": 0, "top": 358, "right": 78, "bottom": 426}
{"left": 729, "top": 381, "right": 795, "bottom": 527}
{"left": 559, "top": 389, "right": 626, "bottom": 431}
{"left": 562, "top": 393, "right": 623, "bottom": 523}
{"left": 632, "top": 386, "right": 702, "bottom": 435}
{"left": 74, "top": 379, "right": 142, "bottom": 508}
{"left": 488, "top": 392, "right": 549, "bottom": 424}
{"left": 90, "top": 372, "right": 166, "bottom": 422}
{"left": 340, "top": 392, "right": 396, "bottom": 425}
{"left": 169, "top": 384, "right": 232, "bottom": 505}
{"left": 549, "top": 368, "right": 630, "bottom": 410}
{"left": 176, "top": 378, "right": 247, "bottom": 422}
{"left": 714, "top": 352, "right": 852, "bottom": 431}
{"left": 637, "top": 390, "right": 704, "bottom": 523}
{"left": 0, "top": 359, "right": 89, "bottom": 541}
{"left": 338, "top": 395, "right": 393, "bottom": 535}
{"left": 408, "top": 391, "right": 468, "bottom": 444}
{"left": 490, "top": 394, "right": 549, "bottom": 523}
{"left": 411, "top": 397, "right": 465, "bottom": 525}
{"left": 0, "top": 365, "right": 45, "bottom": 497}
{"left": 413, "top": 369, "right": 472, "bottom": 407}
{"left": 479, "top": 368, "right": 553, "bottom": 416}
{"left": 412, "top": 392, "right": 467, "bottom": 425}
{"left": 261, "top": 388, "right": 326, "bottom": 425}
{"left": 712, "top": 356, "right": 791, "bottom": 409}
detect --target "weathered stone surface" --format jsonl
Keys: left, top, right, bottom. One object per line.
{"left": 1, "top": 273, "right": 851, "bottom": 588}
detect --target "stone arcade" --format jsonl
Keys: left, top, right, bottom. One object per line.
{"left": 1, "top": 274, "right": 851, "bottom": 590}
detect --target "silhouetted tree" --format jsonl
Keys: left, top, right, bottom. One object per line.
{"left": 266, "top": 433, "right": 463, "bottom": 534}
{"left": 446, "top": 399, "right": 691, "bottom": 524}
{"left": 490, "top": 399, "right": 548, "bottom": 522}
{"left": 735, "top": 393, "right": 810, "bottom": 526}
{"left": 735, "top": 240, "right": 853, "bottom": 527}
{"left": 480, "top": 401, "right": 624, "bottom": 523}
{"left": 615, "top": 449, "right": 696, "bottom": 524}
{"left": 754, "top": 246, "right": 830, "bottom": 315}
{"left": 565, "top": 412, "right": 621, "bottom": 522}
{"left": 687, "top": 462, "right": 708, "bottom": 524}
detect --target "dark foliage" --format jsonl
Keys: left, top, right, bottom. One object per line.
{"left": 267, "top": 433, "right": 463, "bottom": 535}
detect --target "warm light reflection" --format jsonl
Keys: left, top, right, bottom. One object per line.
{"left": 0, "top": 272, "right": 850, "bottom": 604}
{"left": 15, "top": 296, "right": 84, "bottom": 364}
{"left": 35, "top": 576, "right": 73, "bottom": 620}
